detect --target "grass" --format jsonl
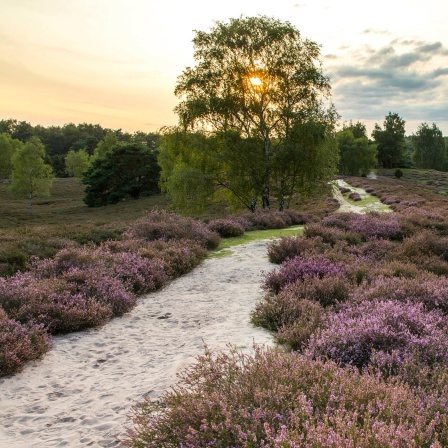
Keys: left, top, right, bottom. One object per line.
{"left": 208, "top": 226, "right": 304, "bottom": 258}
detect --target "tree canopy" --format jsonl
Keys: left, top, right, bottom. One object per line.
{"left": 372, "top": 112, "right": 406, "bottom": 169}
{"left": 162, "top": 16, "right": 338, "bottom": 212}
{"left": 412, "top": 123, "right": 446, "bottom": 171}
{"left": 82, "top": 143, "right": 160, "bottom": 207}
{"left": 65, "top": 148, "right": 91, "bottom": 178}
{"left": 0, "top": 133, "right": 23, "bottom": 181}
{"left": 337, "top": 122, "right": 377, "bottom": 176}
{"left": 9, "top": 137, "right": 53, "bottom": 213}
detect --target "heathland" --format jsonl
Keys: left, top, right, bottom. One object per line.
{"left": 3, "top": 170, "right": 448, "bottom": 446}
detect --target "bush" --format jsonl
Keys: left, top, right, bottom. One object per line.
{"left": 348, "top": 191, "right": 362, "bottom": 201}
{"left": 252, "top": 275, "right": 351, "bottom": 333}
{"left": 207, "top": 218, "right": 245, "bottom": 238}
{"left": 0, "top": 312, "right": 51, "bottom": 376}
{"left": 125, "top": 209, "right": 220, "bottom": 249}
{"left": 352, "top": 275, "right": 448, "bottom": 314}
{"left": 124, "top": 346, "right": 446, "bottom": 447}
{"left": 267, "top": 236, "right": 317, "bottom": 264}
{"left": 307, "top": 300, "right": 448, "bottom": 371}
{"left": 264, "top": 255, "right": 347, "bottom": 294}
{"left": 395, "top": 168, "right": 403, "bottom": 178}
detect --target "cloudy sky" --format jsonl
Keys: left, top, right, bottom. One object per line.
{"left": 1, "top": 0, "right": 447, "bottom": 135}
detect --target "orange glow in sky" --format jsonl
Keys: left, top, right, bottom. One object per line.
{"left": 1, "top": 0, "right": 448, "bottom": 135}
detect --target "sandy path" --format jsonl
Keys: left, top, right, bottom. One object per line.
{"left": 0, "top": 240, "right": 276, "bottom": 447}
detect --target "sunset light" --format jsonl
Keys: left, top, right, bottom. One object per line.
{"left": 249, "top": 77, "right": 262, "bottom": 86}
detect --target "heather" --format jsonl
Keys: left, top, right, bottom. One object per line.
{"left": 0, "top": 308, "right": 51, "bottom": 376}
{"left": 0, "top": 209, "right": 222, "bottom": 375}
{"left": 124, "top": 346, "right": 447, "bottom": 447}
{"left": 1, "top": 206, "right": 323, "bottom": 376}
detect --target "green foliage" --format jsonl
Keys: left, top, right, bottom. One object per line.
{"left": 91, "top": 131, "right": 119, "bottom": 162}
{"left": 395, "top": 168, "right": 403, "bottom": 178}
{"left": 372, "top": 112, "right": 406, "bottom": 168}
{"left": 170, "top": 16, "right": 338, "bottom": 211}
{"left": 412, "top": 122, "right": 446, "bottom": 170}
{"left": 9, "top": 137, "right": 53, "bottom": 213}
{"left": 64, "top": 148, "right": 91, "bottom": 178}
{"left": 337, "top": 127, "right": 377, "bottom": 176}
{"left": 82, "top": 143, "right": 160, "bottom": 207}
{"left": 0, "top": 133, "right": 23, "bottom": 180}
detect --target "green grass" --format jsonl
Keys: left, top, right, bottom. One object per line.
{"left": 208, "top": 226, "right": 304, "bottom": 258}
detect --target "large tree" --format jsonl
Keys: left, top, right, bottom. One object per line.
{"left": 371, "top": 112, "right": 406, "bottom": 168}
{"left": 412, "top": 123, "right": 446, "bottom": 171}
{"left": 82, "top": 143, "right": 160, "bottom": 207}
{"left": 9, "top": 137, "right": 53, "bottom": 213}
{"left": 166, "top": 16, "right": 338, "bottom": 211}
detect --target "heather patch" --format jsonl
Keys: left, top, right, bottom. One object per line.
{"left": 207, "top": 218, "right": 245, "bottom": 237}
{"left": 0, "top": 312, "right": 51, "bottom": 376}
{"left": 267, "top": 235, "right": 319, "bottom": 264}
{"left": 125, "top": 209, "right": 220, "bottom": 249}
{"left": 264, "top": 255, "right": 347, "bottom": 294}
{"left": 124, "top": 346, "right": 446, "bottom": 447}
{"left": 307, "top": 300, "right": 448, "bottom": 371}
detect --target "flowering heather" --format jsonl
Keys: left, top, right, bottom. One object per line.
{"left": 0, "top": 312, "right": 51, "bottom": 376}
{"left": 264, "top": 255, "right": 347, "bottom": 294}
{"left": 321, "top": 212, "right": 353, "bottom": 230}
{"left": 348, "top": 213, "right": 402, "bottom": 241}
{"left": 267, "top": 236, "right": 319, "bottom": 264}
{"left": 307, "top": 300, "right": 448, "bottom": 370}
{"left": 352, "top": 275, "right": 448, "bottom": 314}
{"left": 124, "top": 209, "right": 220, "bottom": 249}
{"left": 207, "top": 218, "right": 245, "bottom": 238}
{"left": 253, "top": 275, "right": 351, "bottom": 331}
{"left": 138, "top": 239, "right": 207, "bottom": 278}
{"left": 124, "top": 346, "right": 447, "bottom": 447}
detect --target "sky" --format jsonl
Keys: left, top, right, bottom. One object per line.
{"left": 1, "top": 0, "right": 448, "bottom": 136}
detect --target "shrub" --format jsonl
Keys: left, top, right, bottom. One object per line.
{"left": 0, "top": 314, "right": 51, "bottom": 376}
{"left": 138, "top": 240, "right": 207, "bottom": 278}
{"left": 253, "top": 275, "right": 352, "bottom": 333}
{"left": 348, "top": 213, "right": 402, "bottom": 241}
{"left": 264, "top": 255, "right": 347, "bottom": 294}
{"left": 352, "top": 275, "right": 448, "bottom": 314}
{"left": 267, "top": 236, "right": 317, "bottom": 264}
{"left": 348, "top": 191, "right": 362, "bottom": 201}
{"left": 124, "top": 346, "right": 446, "bottom": 447}
{"left": 307, "top": 300, "right": 448, "bottom": 371}
{"left": 125, "top": 209, "right": 220, "bottom": 249}
{"left": 395, "top": 168, "right": 403, "bottom": 178}
{"left": 207, "top": 218, "right": 245, "bottom": 238}
{"left": 304, "top": 223, "right": 362, "bottom": 246}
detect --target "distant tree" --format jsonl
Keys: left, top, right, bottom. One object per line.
{"left": 337, "top": 128, "right": 377, "bottom": 176}
{"left": 0, "top": 133, "right": 23, "bottom": 181}
{"left": 9, "top": 137, "right": 53, "bottom": 213}
{"left": 82, "top": 143, "right": 160, "bottom": 207}
{"left": 65, "top": 148, "right": 91, "bottom": 178}
{"left": 0, "top": 119, "right": 16, "bottom": 135}
{"left": 91, "top": 132, "right": 119, "bottom": 162}
{"left": 343, "top": 120, "right": 367, "bottom": 139}
{"left": 371, "top": 112, "right": 406, "bottom": 168}
{"left": 412, "top": 123, "right": 446, "bottom": 171}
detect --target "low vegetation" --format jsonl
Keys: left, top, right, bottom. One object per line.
{"left": 126, "top": 171, "right": 448, "bottom": 446}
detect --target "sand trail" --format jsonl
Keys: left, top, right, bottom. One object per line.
{"left": 0, "top": 239, "right": 276, "bottom": 447}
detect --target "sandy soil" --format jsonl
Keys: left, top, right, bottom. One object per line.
{"left": 0, "top": 239, "right": 277, "bottom": 447}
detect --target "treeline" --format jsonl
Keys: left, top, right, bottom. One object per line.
{"left": 338, "top": 112, "right": 448, "bottom": 176}
{"left": 0, "top": 119, "right": 159, "bottom": 177}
